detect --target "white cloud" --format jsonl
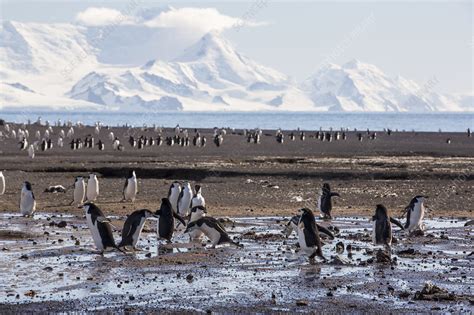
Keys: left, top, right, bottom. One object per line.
{"left": 75, "top": 6, "right": 266, "bottom": 31}
{"left": 144, "top": 7, "right": 265, "bottom": 32}
{"left": 75, "top": 7, "right": 135, "bottom": 26}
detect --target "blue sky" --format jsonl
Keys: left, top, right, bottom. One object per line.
{"left": 1, "top": 0, "right": 472, "bottom": 94}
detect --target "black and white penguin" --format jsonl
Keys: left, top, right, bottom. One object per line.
{"left": 167, "top": 181, "right": 181, "bottom": 212}
{"left": 177, "top": 182, "right": 193, "bottom": 217}
{"left": 155, "top": 198, "right": 186, "bottom": 242}
{"left": 70, "top": 176, "right": 86, "bottom": 206}
{"left": 187, "top": 205, "right": 207, "bottom": 242}
{"left": 403, "top": 196, "right": 428, "bottom": 233}
{"left": 201, "top": 136, "right": 207, "bottom": 147}
{"left": 371, "top": 204, "right": 404, "bottom": 249}
{"left": 82, "top": 203, "right": 120, "bottom": 253}
{"left": 184, "top": 216, "right": 242, "bottom": 248}
{"left": 122, "top": 170, "right": 138, "bottom": 202}
{"left": 0, "top": 171, "right": 4, "bottom": 195}
{"left": 317, "top": 183, "right": 340, "bottom": 219}
{"left": 191, "top": 184, "right": 205, "bottom": 208}
{"left": 118, "top": 209, "right": 158, "bottom": 250}
{"left": 214, "top": 134, "right": 223, "bottom": 147}
{"left": 19, "top": 138, "right": 28, "bottom": 150}
{"left": 97, "top": 140, "right": 105, "bottom": 150}
{"left": 20, "top": 181, "right": 36, "bottom": 216}
{"left": 86, "top": 174, "right": 99, "bottom": 201}
{"left": 283, "top": 215, "right": 334, "bottom": 240}
{"left": 296, "top": 208, "right": 325, "bottom": 261}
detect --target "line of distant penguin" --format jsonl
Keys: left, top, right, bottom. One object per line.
{"left": 1, "top": 119, "right": 471, "bottom": 160}
{"left": 2, "top": 167, "right": 454, "bottom": 261}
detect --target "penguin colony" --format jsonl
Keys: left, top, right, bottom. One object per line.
{"left": 3, "top": 166, "right": 436, "bottom": 262}
{"left": 0, "top": 119, "right": 471, "bottom": 261}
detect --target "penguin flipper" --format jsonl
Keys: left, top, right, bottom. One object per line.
{"left": 97, "top": 216, "right": 111, "bottom": 223}
{"left": 316, "top": 224, "right": 335, "bottom": 239}
{"left": 330, "top": 192, "right": 340, "bottom": 197}
{"left": 173, "top": 212, "right": 186, "bottom": 226}
{"left": 390, "top": 217, "right": 404, "bottom": 230}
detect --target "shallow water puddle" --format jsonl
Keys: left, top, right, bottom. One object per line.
{"left": 0, "top": 214, "right": 472, "bottom": 312}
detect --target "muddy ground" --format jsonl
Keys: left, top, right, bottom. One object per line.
{"left": 0, "top": 121, "right": 473, "bottom": 313}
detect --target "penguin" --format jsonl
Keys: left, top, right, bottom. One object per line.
{"left": 371, "top": 204, "right": 404, "bottom": 249}
{"left": 184, "top": 216, "right": 242, "bottom": 248}
{"left": 283, "top": 215, "right": 335, "bottom": 240}
{"left": 97, "top": 140, "right": 105, "bottom": 150}
{"left": 57, "top": 137, "right": 64, "bottom": 148}
{"left": 403, "top": 196, "right": 428, "bottom": 233}
{"left": 187, "top": 205, "right": 207, "bottom": 241}
{"left": 296, "top": 208, "right": 325, "bottom": 261}
{"left": 177, "top": 182, "right": 193, "bottom": 217}
{"left": 118, "top": 209, "right": 158, "bottom": 250}
{"left": 82, "top": 202, "right": 119, "bottom": 253}
{"left": 167, "top": 181, "right": 181, "bottom": 212}
{"left": 317, "top": 183, "right": 340, "bottom": 219}
{"left": 201, "top": 136, "right": 207, "bottom": 147}
{"left": 0, "top": 171, "right": 5, "bottom": 195}
{"left": 122, "top": 170, "right": 138, "bottom": 202}
{"left": 47, "top": 138, "right": 53, "bottom": 150}
{"left": 20, "top": 181, "right": 36, "bottom": 217}
{"left": 86, "top": 174, "right": 99, "bottom": 201}
{"left": 19, "top": 138, "right": 28, "bottom": 150}
{"left": 28, "top": 145, "right": 35, "bottom": 159}
{"left": 70, "top": 176, "right": 86, "bottom": 206}
{"left": 41, "top": 139, "right": 47, "bottom": 151}
{"left": 113, "top": 138, "right": 120, "bottom": 150}
{"left": 214, "top": 134, "right": 223, "bottom": 147}
{"left": 155, "top": 198, "right": 186, "bottom": 242}
{"left": 191, "top": 184, "right": 205, "bottom": 208}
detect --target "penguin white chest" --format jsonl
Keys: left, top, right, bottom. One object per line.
{"left": 124, "top": 178, "right": 137, "bottom": 201}
{"left": 20, "top": 190, "right": 36, "bottom": 216}
{"left": 297, "top": 223, "right": 313, "bottom": 255}
{"left": 74, "top": 182, "right": 86, "bottom": 205}
{"left": 86, "top": 214, "right": 104, "bottom": 250}
{"left": 87, "top": 179, "right": 99, "bottom": 201}
{"left": 0, "top": 175, "right": 5, "bottom": 195}
{"left": 201, "top": 224, "right": 222, "bottom": 246}
{"left": 371, "top": 221, "right": 377, "bottom": 245}
{"left": 408, "top": 203, "right": 425, "bottom": 231}
{"left": 132, "top": 218, "right": 146, "bottom": 247}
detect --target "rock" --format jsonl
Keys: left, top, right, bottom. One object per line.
{"left": 57, "top": 221, "right": 67, "bottom": 228}
{"left": 43, "top": 266, "right": 53, "bottom": 272}
{"left": 414, "top": 282, "right": 455, "bottom": 301}
{"left": 296, "top": 299, "right": 308, "bottom": 306}
{"left": 186, "top": 274, "right": 194, "bottom": 283}
{"left": 376, "top": 249, "right": 392, "bottom": 264}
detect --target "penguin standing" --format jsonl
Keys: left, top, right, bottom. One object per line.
{"left": 317, "top": 183, "right": 340, "bottom": 219}
{"left": 122, "top": 170, "right": 138, "bottom": 202}
{"left": 296, "top": 208, "right": 325, "bottom": 262}
{"left": 177, "top": 182, "right": 193, "bottom": 217}
{"left": 28, "top": 145, "right": 35, "bottom": 159}
{"left": 184, "top": 216, "right": 242, "bottom": 248}
{"left": 0, "top": 171, "right": 5, "bottom": 195}
{"left": 167, "top": 181, "right": 181, "bottom": 212}
{"left": 118, "top": 209, "right": 158, "bottom": 250}
{"left": 155, "top": 198, "right": 186, "bottom": 242}
{"left": 82, "top": 203, "right": 119, "bottom": 253}
{"left": 20, "top": 181, "right": 36, "bottom": 217}
{"left": 70, "top": 176, "right": 86, "bottom": 206}
{"left": 191, "top": 185, "right": 205, "bottom": 208}
{"left": 371, "top": 204, "right": 404, "bottom": 249}
{"left": 86, "top": 174, "right": 99, "bottom": 201}
{"left": 403, "top": 196, "right": 428, "bottom": 233}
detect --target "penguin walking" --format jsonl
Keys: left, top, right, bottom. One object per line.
{"left": 177, "top": 182, "right": 193, "bottom": 218}
{"left": 184, "top": 216, "right": 242, "bottom": 248}
{"left": 0, "top": 171, "right": 5, "bottom": 195}
{"left": 86, "top": 174, "right": 99, "bottom": 201}
{"left": 402, "top": 196, "right": 428, "bottom": 233}
{"left": 70, "top": 176, "right": 86, "bottom": 206}
{"left": 82, "top": 203, "right": 121, "bottom": 254}
{"left": 155, "top": 198, "right": 186, "bottom": 242}
{"left": 296, "top": 208, "right": 325, "bottom": 262}
{"left": 317, "top": 183, "right": 340, "bottom": 219}
{"left": 371, "top": 204, "right": 404, "bottom": 249}
{"left": 122, "top": 170, "right": 138, "bottom": 202}
{"left": 191, "top": 185, "right": 205, "bottom": 208}
{"left": 283, "top": 215, "right": 335, "bottom": 240}
{"left": 118, "top": 209, "right": 158, "bottom": 250}
{"left": 20, "top": 181, "right": 36, "bottom": 217}
{"left": 167, "top": 181, "right": 181, "bottom": 213}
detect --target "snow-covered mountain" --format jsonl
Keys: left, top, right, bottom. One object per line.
{"left": 67, "top": 33, "right": 315, "bottom": 111}
{"left": 300, "top": 60, "right": 469, "bottom": 112}
{"left": 0, "top": 16, "right": 471, "bottom": 112}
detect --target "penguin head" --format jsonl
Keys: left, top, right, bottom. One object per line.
{"left": 143, "top": 209, "right": 159, "bottom": 219}
{"left": 23, "top": 181, "right": 33, "bottom": 191}
{"left": 299, "top": 207, "right": 315, "bottom": 219}
{"left": 374, "top": 204, "right": 388, "bottom": 219}
{"left": 191, "top": 206, "right": 207, "bottom": 216}
{"left": 171, "top": 181, "right": 181, "bottom": 189}
{"left": 194, "top": 185, "right": 202, "bottom": 194}
{"left": 412, "top": 195, "right": 428, "bottom": 204}
{"left": 128, "top": 170, "right": 136, "bottom": 178}
{"left": 183, "top": 182, "right": 192, "bottom": 191}
{"left": 322, "top": 183, "right": 331, "bottom": 191}
{"left": 82, "top": 202, "right": 98, "bottom": 214}
{"left": 184, "top": 221, "right": 198, "bottom": 234}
